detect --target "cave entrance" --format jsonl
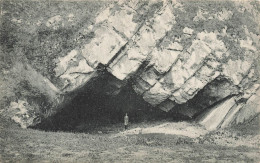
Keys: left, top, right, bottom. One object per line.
{"left": 34, "top": 70, "right": 189, "bottom": 133}
{"left": 33, "top": 68, "right": 240, "bottom": 134}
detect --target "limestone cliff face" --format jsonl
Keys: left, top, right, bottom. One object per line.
{"left": 1, "top": 0, "right": 259, "bottom": 129}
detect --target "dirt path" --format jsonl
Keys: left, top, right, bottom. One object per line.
{"left": 114, "top": 122, "right": 209, "bottom": 138}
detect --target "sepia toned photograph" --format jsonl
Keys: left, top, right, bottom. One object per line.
{"left": 0, "top": 0, "right": 259, "bottom": 162}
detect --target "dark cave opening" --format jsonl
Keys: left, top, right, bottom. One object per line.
{"left": 34, "top": 70, "right": 190, "bottom": 133}
{"left": 169, "top": 77, "right": 240, "bottom": 119}
{"left": 32, "top": 68, "right": 241, "bottom": 134}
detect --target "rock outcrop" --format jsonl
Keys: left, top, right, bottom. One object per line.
{"left": 1, "top": 0, "right": 259, "bottom": 129}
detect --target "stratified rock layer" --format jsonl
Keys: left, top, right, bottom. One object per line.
{"left": 1, "top": 0, "right": 259, "bottom": 129}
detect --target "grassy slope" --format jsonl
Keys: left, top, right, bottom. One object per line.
{"left": 1, "top": 116, "right": 259, "bottom": 163}
{"left": 0, "top": 0, "right": 109, "bottom": 111}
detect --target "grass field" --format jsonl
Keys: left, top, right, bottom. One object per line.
{"left": 1, "top": 116, "right": 259, "bottom": 163}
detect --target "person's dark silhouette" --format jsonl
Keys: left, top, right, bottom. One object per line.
{"left": 124, "top": 113, "right": 129, "bottom": 130}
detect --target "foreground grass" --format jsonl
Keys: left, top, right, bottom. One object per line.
{"left": 0, "top": 117, "right": 259, "bottom": 163}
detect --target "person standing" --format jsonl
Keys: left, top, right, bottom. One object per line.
{"left": 124, "top": 113, "right": 129, "bottom": 130}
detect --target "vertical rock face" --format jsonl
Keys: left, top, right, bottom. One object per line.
{"left": 1, "top": 0, "right": 259, "bottom": 129}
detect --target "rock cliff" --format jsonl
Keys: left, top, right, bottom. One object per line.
{"left": 0, "top": 0, "right": 259, "bottom": 130}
